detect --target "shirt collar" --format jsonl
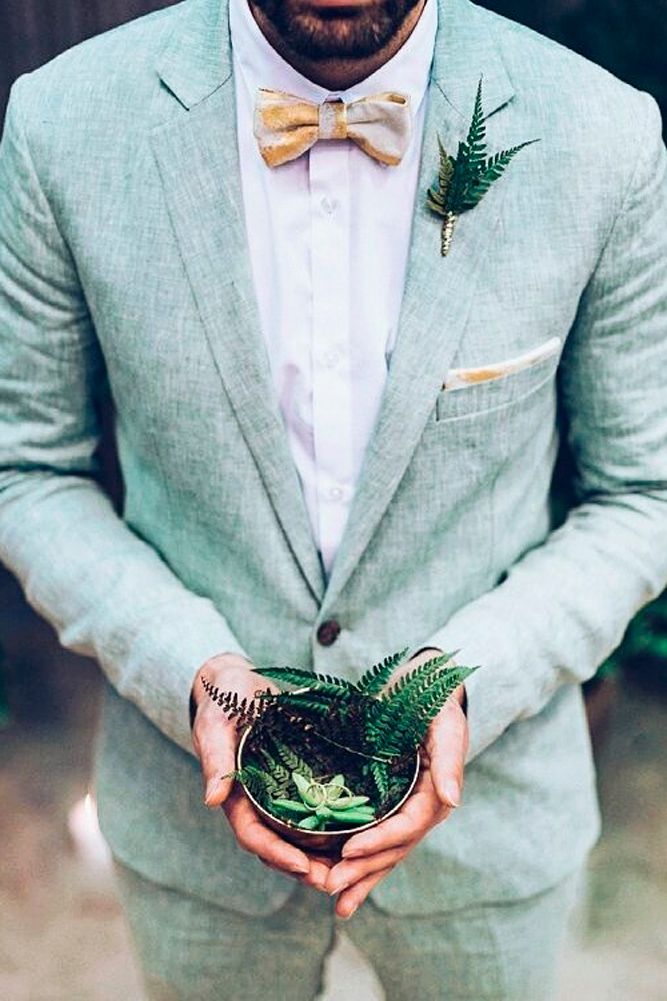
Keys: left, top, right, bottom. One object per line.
{"left": 230, "top": 0, "right": 438, "bottom": 112}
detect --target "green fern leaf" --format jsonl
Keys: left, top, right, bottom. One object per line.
{"left": 257, "top": 747, "right": 291, "bottom": 795}
{"left": 464, "top": 77, "right": 487, "bottom": 166}
{"left": 356, "top": 647, "right": 410, "bottom": 696}
{"left": 383, "top": 651, "right": 458, "bottom": 701}
{"left": 460, "top": 139, "right": 540, "bottom": 209}
{"left": 256, "top": 665, "right": 356, "bottom": 696}
{"left": 270, "top": 738, "right": 314, "bottom": 781}
{"left": 408, "top": 666, "right": 478, "bottom": 736}
{"left": 368, "top": 759, "right": 390, "bottom": 804}
{"left": 425, "top": 72, "right": 539, "bottom": 254}
{"left": 239, "top": 764, "right": 281, "bottom": 806}
{"left": 364, "top": 660, "right": 477, "bottom": 757}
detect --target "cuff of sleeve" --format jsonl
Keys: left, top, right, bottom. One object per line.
{"left": 423, "top": 602, "right": 520, "bottom": 764}
{"left": 115, "top": 598, "right": 247, "bottom": 758}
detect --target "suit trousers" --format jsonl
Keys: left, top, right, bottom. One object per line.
{"left": 113, "top": 857, "right": 583, "bottom": 1001}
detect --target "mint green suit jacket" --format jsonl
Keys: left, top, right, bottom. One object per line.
{"left": 1, "top": 0, "right": 667, "bottom": 915}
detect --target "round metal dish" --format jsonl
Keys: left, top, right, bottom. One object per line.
{"left": 236, "top": 725, "right": 421, "bottom": 856}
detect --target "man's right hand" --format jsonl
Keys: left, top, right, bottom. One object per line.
{"left": 190, "top": 653, "right": 332, "bottom": 891}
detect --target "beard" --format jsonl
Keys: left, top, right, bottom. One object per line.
{"left": 248, "top": 0, "right": 424, "bottom": 60}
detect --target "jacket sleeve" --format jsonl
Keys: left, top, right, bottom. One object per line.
{"left": 0, "top": 78, "right": 247, "bottom": 756}
{"left": 425, "top": 92, "right": 667, "bottom": 763}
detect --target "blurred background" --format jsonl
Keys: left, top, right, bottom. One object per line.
{"left": 1, "top": 1, "right": 666, "bottom": 999}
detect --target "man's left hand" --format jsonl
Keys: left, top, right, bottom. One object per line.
{"left": 323, "top": 648, "right": 468, "bottom": 918}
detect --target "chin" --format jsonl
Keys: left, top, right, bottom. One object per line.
{"left": 252, "top": 0, "right": 422, "bottom": 61}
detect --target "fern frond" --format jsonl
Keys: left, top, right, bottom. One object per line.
{"left": 257, "top": 747, "right": 291, "bottom": 795}
{"left": 426, "top": 187, "right": 446, "bottom": 215}
{"left": 271, "top": 690, "right": 349, "bottom": 718}
{"left": 368, "top": 759, "right": 390, "bottom": 804}
{"left": 270, "top": 738, "right": 314, "bottom": 781}
{"left": 425, "top": 74, "right": 539, "bottom": 255}
{"left": 383, "top": 651, "right": 458, "bottom": 701}
{"left": 256, "top": 665, "right": 357, "bottom": 696}
{"left": 355, "top": 647, "right": 410, "bottom": 696}
{"left": 465, "top": 77, "right": 487, "bottom": 161}
{"left": 461, "top": 139, "right": 540, "bottom": 209}
{"left": 437, "top": 137, "right": 456, "bottom": 192}
{"left": 200, "top": 677, "right": 263, "bottom": 730}
{"left": 446, "top": 151, "right": 474, "bottom": 217}
{"left": 409, "top": 666, "right": 478, "bottom": 735}
{"left": 364, "top": 661, "right": 477, "bottom": 757}
{"left": 426, "top": 138, "right": 456, "bottom": 217}
{"left": 238, "top": 764, "right": 281, "bottom": 806}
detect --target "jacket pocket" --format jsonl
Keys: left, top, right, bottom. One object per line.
{"left": 435, "top": 337, "right": 562, "bottom": 424}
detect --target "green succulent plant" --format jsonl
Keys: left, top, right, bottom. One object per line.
{"left": 270, "top": 771, "right": 376, "bottom": 831}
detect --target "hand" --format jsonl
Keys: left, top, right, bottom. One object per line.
{"left": 190, "top": 653, "right": 332, "bottom": 891}
{"left": 324, "top": 648, "right": 468, "bottom": 919}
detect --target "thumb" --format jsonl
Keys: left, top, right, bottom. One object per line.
{"left": 428, "top": 698, "right": 468, "bottom": 809}
{"left": 195, "top": 713, "right": 239, "bottom": 808}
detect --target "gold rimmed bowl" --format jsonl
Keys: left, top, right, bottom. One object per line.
{"left": 236, "top": 725, "right": 421, "bottom": 856}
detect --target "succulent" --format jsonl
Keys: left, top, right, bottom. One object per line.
{"left": 270, "top": 771, "right": 376, "bottom": 831}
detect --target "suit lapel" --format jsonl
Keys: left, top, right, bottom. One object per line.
{"left": 151, "top": 0, "right": 326, "bottom": 603}
{"left": 322, "top": 0, "right": 517, "bottom": 610}
{"left": 150, "top": 0, "right": 517, "bottom": 611}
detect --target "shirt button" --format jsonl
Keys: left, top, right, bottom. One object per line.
{"left": 328, "top": 485, "right": 343, "bottom": 501}
{"left": 320, "top": 197, "right": 336, "bottom": 215}
{"left": 317, "top": 619, "right": 341, "bottom": 647}
{"left": 323, "top": 349, "right": 340, "bottom": 368}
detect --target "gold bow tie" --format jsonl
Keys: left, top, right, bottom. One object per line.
{"left": 254, "top": 87, "right": 412, "bottom": 168}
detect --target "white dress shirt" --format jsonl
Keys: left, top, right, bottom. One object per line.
{"left": 230, "top": 0, "right": 437, "bottom": 578}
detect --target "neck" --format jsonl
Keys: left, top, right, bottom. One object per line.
{"left": 246, "top": 0, "right": 427, "bottom": 91}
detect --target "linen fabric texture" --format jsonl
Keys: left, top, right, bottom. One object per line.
{"left": 1, "top": 0, "right": 667, "bottom": 919}
{"left": 114, "top": 858, "right": 582, "bottom": 1001}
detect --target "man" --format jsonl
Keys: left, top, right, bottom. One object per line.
{"left": 1, "top": 0, "right": 666, "bottom": 996}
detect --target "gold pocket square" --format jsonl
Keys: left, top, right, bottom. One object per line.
{"left": 443, "top": 337, "right": 562, "bottom": 392}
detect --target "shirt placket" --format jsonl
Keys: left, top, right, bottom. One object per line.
{"left": 309, "top": 136, "right": 354, "bottom": 575}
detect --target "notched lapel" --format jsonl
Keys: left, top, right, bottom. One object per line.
{"left": 151, "top": 2, "right": 325, "bottom": 603}
{"left": 322, "top": 0, "right": 518, "bottom": 609}
{"left": 149, "top": 0, "right": 521, "bottom": 612}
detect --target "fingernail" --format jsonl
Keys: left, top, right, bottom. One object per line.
{"left": 289, "top": 861, "right": 310, "bottom": 875}
{"left": 341, "top": 846, "right": 361, "bottom": 859}
{"left": 204, "top": 778, "right": 222, "bottom": 806}
{"left": 329, "top": 881, "right": 349, "bottom": 896}
{"left": 344, "top": 904, "right": 358, "bottom": 920}
{"left": 443, "top": 780, "right": 461, "bottom": 807}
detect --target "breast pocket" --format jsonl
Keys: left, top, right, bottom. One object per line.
{"left": 434, "top": 337, "right": 562, "bottom": 424}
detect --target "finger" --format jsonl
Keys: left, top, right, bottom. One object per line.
{"left": 325, "top": 845, "right": 409, "bottom": 895}
{"left": 335, "top": 867, "right": 395, "bottom": 919}
{"left": 341, "top": 773, "right": 447, "bottom": 859}
{"left": 302, "top": 857, "right": 333, "bottom": 892}
{"left": 194, "top": 710, "right": 238, "bottom": 807}
{"left": 223, "top": 786, "right": 310, "bottom": 876}
{"left": 427, "top": 698, "right": 469, "bottom": 808}
{"left": 256, "top": 857, "right": 328, "bottom": 892}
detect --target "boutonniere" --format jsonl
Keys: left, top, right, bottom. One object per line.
{"left": 426, "top": 77, "right": 540, "bottom": 256}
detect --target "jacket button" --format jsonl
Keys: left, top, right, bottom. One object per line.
{"left": 316, "top": 619, "right": 341, "bottom": 647}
